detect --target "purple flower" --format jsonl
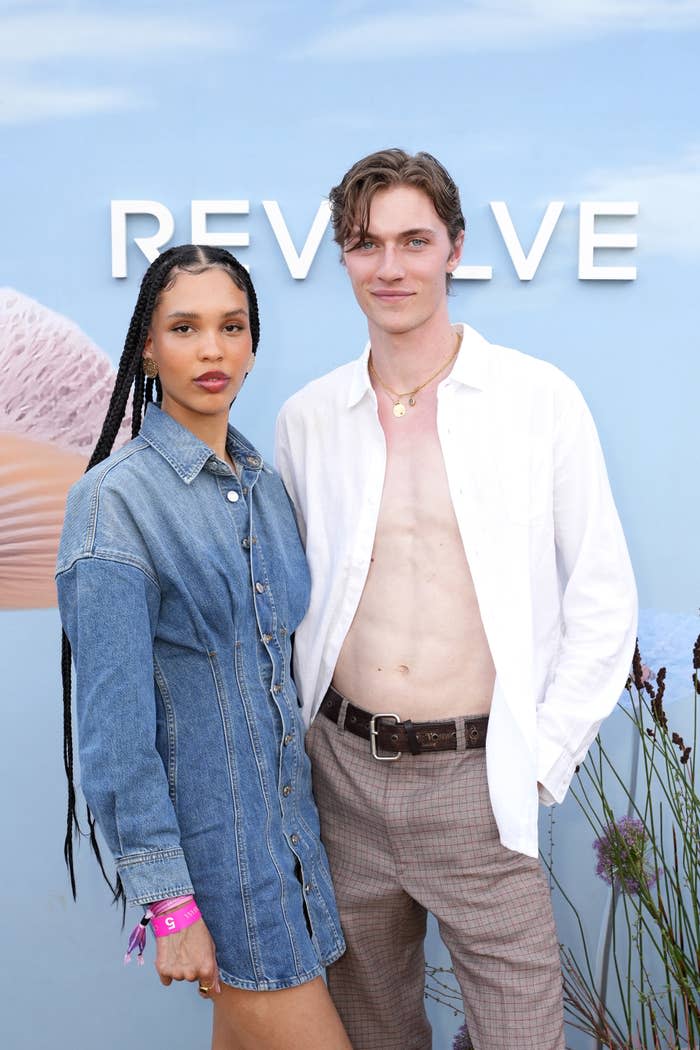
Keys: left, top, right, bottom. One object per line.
{"left": 593, "top": 816, "right": 658, "bottom": 895}
{"left": 452, "top": 1022, "right": 474, "bottom": 1050}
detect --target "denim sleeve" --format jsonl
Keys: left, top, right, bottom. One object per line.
{"left": 57, "top": 554, "right": 194, "bottom": 905}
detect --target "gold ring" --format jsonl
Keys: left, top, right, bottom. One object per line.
{"left": 198, "top": 984, "right": 211, "bottom": 996}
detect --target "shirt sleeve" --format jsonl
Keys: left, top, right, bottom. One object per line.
{"left": 274, "top": 404, "right": 308, "bottom": 546}
{"left": 57, "top": 554, "right": 194, "bottom": 904}
{"left": 536, "top": 379, "right": 638, "bottom": 804}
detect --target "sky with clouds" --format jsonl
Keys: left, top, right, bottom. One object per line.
{"left": 1, "top": 0, "right": 698, "bottom": 617}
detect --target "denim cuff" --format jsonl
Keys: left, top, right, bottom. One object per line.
{"left": 116, "top": 847, "right": 194, "bottom": 906}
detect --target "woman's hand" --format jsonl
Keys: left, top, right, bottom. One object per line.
{"left": 155, "top": 919, "right": 221, "bottom": 996}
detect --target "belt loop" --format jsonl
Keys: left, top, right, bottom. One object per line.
{"left": 455, "top": 718, "right": 467, "bottom": 752}
{"left": 336, "top": 697, "right": 349, "bottom": 733}
{"left": 403, "top": 720, "right": 421, "bottom": 756}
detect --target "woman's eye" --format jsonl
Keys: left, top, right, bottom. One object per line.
{"left": 173, "top": 324, "right": 192, "bottom": 334}
{"left": 224, "top": 323, "right": 243, "bottom": 333}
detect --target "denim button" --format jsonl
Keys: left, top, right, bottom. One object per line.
{"left": 247, "top": 456, "right": 260, "bottom": 467}
{"left": 282, "top": 785, "right": 292, "bottom": 796}
{"left": 255, "top": 581, "right": 265, "bottom": 593}
{"left": 304, "top": 883, "right": 312, "bottom": 893}
{"left": 273, "top": 684, "right": 282, "bottom": 693}
{"left": 283, "top": 733, "right": 294, "bottom": 746}
{"left": 290, "top": 833, "right": 300, "bottom": 845}
{"left": 242, "top": 486, "right": 249, "bottom": 495}
{"left": 262, "top": 633, "right": 272, "bottom": 643}
{"left": 226, "top": 491, "right": 239, "bottom": 503}
{"left": 242, "top": 537, "right": 250, "bottom": 549}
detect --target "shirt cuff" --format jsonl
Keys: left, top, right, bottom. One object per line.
{"left": 116, "top": 848, "right": 194, "bottom": 906}
{"left": 538, "top": 782, "right": 558, "bottom": 806}
{"left": 536, "top": 733, "right": 577, "bottom": 805}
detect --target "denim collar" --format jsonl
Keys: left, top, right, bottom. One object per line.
{"left": 140, "top": 403, "right": 263, "bottom": 485}
{"left": 346, "top": 322, "right": 490, "bottom": 409}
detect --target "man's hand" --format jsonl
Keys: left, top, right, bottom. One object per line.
{"left": 155, "top": 919, "right": 221, "bottom": 995}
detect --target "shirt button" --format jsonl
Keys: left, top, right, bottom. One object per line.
{"left": 247, "top": 456, "right": 260, "bottom": 467}
{"left": 282, "top": 785, "right": 292, "bottom": 796}
{"left": 262, "top": 633, "right": 272, "bottom": 643}
{"left": 304, "top": 883, "right": 312, "bottom": 893}
{"left": 255, "top": 581, "right": 265, "bottom": 593}
{"left": 241, "top": 537, "right": 250, "bottom": 549}
{"left": 242, "top": 486, "right": 249, "bottom": 495}
{"left": 283, "top": 733, "right": 294, "bottom": 746}
{"left": 226, "top": 491, "right": 239, "bottom": 503}
{"left": 273, "top": 684, "right": 282, "bottom": 693}
{"left": 290, "top": 833, "right": 300, "bottom": 845}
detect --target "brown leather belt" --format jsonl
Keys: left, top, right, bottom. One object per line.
{"left": 319, "top": 685, "right": 488, "bottom": 760}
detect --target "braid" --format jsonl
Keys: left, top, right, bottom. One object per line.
{"left": 61, "top": 629, "right": 78, "bottom": 898}
{"left": 62, "top": 245, "right": 259, "bottom": 906}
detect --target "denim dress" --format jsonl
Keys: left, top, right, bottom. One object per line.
{"left": 56, "top": 404, "right": 345, "bottom": 990}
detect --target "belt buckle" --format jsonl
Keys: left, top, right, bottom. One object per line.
{"left": 369, "top": 713, "right": 402, "bottom": 761}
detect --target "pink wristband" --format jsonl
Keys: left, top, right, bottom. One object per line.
{"left": 151, "top": 901, "right": 202, "bottom": 937}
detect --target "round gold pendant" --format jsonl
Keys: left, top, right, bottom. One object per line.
{"left": 393, "top": 402, "right": 406, "bottom": 417}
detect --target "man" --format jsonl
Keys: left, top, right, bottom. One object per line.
{"left": 275, "top": 149, "right": 637, "bottom": 1050}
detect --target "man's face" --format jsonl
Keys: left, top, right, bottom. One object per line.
{"left": 342, "top": 184, "right": 463, "bottom": 336}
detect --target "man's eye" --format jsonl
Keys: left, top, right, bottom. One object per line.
{"left": 360, "top": 240, "right": 375, "bottom": 250}
{"left": 224, "top": 323, "right": 243, "bottom": 333}
{"left": 409, "top": 238, "right": 426, "bottom": 247}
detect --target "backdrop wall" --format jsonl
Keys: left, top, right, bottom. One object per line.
{"left": 1, "top": 3, "right": 698, "bottom": 1048}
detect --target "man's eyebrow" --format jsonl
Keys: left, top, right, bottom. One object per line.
{"left": 165, "top": 308, "right": 248, "bottom": 319}
{"left": 359, "top": 227, "right": 436, "bottom": 241}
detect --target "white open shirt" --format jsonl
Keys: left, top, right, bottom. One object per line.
{"left": 275, "top": 323, "right": 637, "bottom": 857}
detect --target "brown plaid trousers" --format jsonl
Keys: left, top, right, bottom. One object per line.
{"left": 306, "top": 703, "right": 565, "bottom": 1050}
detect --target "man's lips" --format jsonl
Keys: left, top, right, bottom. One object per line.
{"left": 370, "top": 290, "right": 414, "bottom": 301}
{"left": 194, "top": 371, "right": 230, "bottom": 392}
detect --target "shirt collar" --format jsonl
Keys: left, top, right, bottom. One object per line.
{"left": 346, "top": 322, "right": 490, "bottom": 409}
{"left": 447, "top": 323, "right": 490, "bottom": 391}
{"left": 139, "top": 403, "right": 263, "bottom": 484}
{"left": 347, "top": 343, "right": 372, "bottom": 408}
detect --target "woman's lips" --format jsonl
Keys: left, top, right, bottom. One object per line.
{"left": 194, "top": 372, "right": 230, "bottom": 393}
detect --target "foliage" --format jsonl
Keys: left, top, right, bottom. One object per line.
{"left": 546, "top": 638, "right": 700, "bottom": 1049}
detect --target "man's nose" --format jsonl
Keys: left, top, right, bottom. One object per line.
{"left": 375, "top": 246, "right": 405, "bottom": 281}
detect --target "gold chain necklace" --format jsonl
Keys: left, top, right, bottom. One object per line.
{"left": 368, "top": 327, "right": 463, "bottom": 418}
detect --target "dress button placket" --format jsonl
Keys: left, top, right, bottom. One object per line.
{"left": 246, "top": 485, "right": 295, "bottom": 838}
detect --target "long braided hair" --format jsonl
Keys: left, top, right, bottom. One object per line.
{"left": 62, "top": 245, "right": 260, "bottom": 905}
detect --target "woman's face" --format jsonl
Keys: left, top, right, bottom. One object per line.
{"left": 143, "top": 266, "right": 255, "bottom": 432}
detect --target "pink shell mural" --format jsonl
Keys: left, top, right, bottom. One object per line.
{"left": 0, "top": 289, "right": 130, "bottom": 609}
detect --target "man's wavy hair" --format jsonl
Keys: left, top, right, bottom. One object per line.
{"left": 328, "top": 148, "right": 465, "bottom": 284}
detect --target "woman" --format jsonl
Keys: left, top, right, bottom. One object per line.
{"left": 56, "top": 245, "right": 351, "bottom": 1050}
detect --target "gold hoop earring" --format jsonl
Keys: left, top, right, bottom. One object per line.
{"left": 143, "top": 357, "right": 159, "bottom": 379}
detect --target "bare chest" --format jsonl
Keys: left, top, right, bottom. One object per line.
{"left": 375, "top": 394, "right": 458, "bottom": 542}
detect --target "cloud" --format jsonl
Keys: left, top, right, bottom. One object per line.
{"left": 0, "top": 79, "right": 138, "bottom": 124}
{"left": 297, "top": 0, "right": 700, "bottom": 60}
{"left": 574, "top": 147, "right": 700, "bottom": 262}
{"left": 0, "top": 4, "right": 244, "bottom": 125}
{"left": 1, "top": 10, "right": 236, "bottom": 63}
